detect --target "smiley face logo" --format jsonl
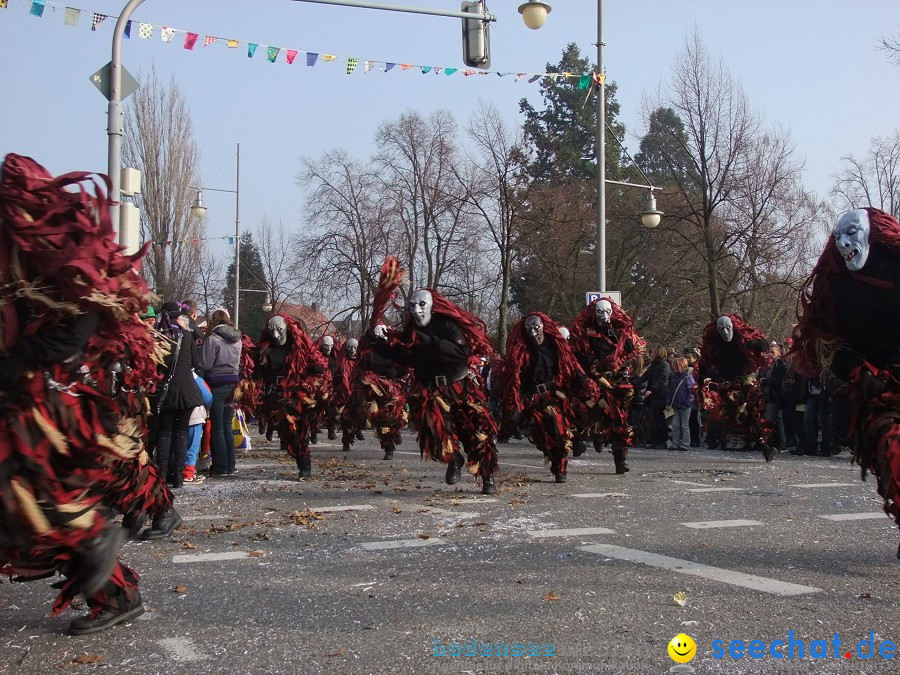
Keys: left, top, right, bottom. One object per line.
{"left": 667, "top": 633, "right": 696, "bottom": 663}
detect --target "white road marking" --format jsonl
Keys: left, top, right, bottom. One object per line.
{"left": 447, "top": 497, "right": 498, "bottom": 504}
{"left": 579, "top": 544, "right": 821, "bottom": 596}
{"left": 303, "top": 504, "right": 375, "bottom": 513}
{"left": 360, "top": 538, "right": 448, "bottom": 551}
{"left": 790, "top": 483, "right": 856, "bottom": 489}
{"left": 571, "top": 492, "right": 627, "bottom": 499}
{"left": 394, "top": 450, "right": 545, "bottom": 471}
{"left": 157, "top": 637, "right": 208, "bottom": 662}
{"left": 181, "top": 514, "right": 242, "bottom": 522}
{"left": 527, "top": 527, "right": 615, "bottom": 538}
{"left": 818, "top": 512, "right": 888, "bottom": 521}
{"left": 681, "top": 519, "right": 763, "bottom": 529}
{"left": 172, "top": 551, "right": 252, "bottom": 563}
{"left": 668, "top": 479, "right": 711, "bottom": 487}
{"left": 686, "top": 487, "right": 742, "bottom": 493}
{"left": 417, "top": 506, "right": 480, "bottom": 517}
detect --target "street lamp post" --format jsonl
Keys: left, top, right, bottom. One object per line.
{"left": 594, "top": 0, "right": 662, "bottom": 294}
{"left": 191, "top": 142, "right": 241, "bottom": 329}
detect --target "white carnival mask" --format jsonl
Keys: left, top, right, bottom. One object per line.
{"left": 833, "top": 209, "right": 871, "bottom": 272}
{"left": 409, "top": 289, "right": 434, "bottom": 328}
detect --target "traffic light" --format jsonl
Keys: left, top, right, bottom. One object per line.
{"left": 461, "top": 1, "right": 490, "bottom": 69}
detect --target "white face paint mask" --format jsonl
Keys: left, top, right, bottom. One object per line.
{"left": 346, "top": 339, "right": 359, "bottom": 358}
{"left": 268, "top": 316, "right": 288, "bottom": 346}
{"left": 716, "top": 316, "right": 733, "bottom": 343}
{"left": 321, "top": 336, "right": 334, "bottom": 355}
{"left": 524, "top": 315, "right": 544, "bottom": 346}
{"left": 595, "top": 300, "right": 612, "bottom": 327}
{"left": 409, "top": 289, "right": 434, "bottom": 328}
{"left": 833, "top": 209, "right": 871, "bottom": 272}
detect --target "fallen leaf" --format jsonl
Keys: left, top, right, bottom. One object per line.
{"left": 417, "top": 533, "right": 431, "bottom": 540}
{"left": 681, "top": 620, "right": 699, "bottom": 626}
{"left": 182, "top": 541, "right": 196, "bottom": 550}
{"left": 545, "top": 592, "right": 560, "bottom": 601}
{"left": 173, "top": 585, "right": 187, "bottom": 593}
{"left": 673, "top": 591, "right": 688, "bottom": 607}
{"left": 326, "top": 647, "right": 348, "bottom": 657}
{"left": 857, "top": 592, "right": 872, "bottom": 599}
{"left": 248, "top": 550, "right": 266, "bottom": 558}
{"left": 391, "top": 506, "right": 403, "bottom": 514}
{"left": 73, "top": 654, "right": 104, "bottom": 664}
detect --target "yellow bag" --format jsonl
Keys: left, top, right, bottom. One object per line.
{"left": 232, "top": 408, "right": 252, "bottom": 450}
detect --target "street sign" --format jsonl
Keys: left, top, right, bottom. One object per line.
{"left": 90, "top": 62, "right": 139, "bottom": 101}
{"left": 585, "top": 291, "right": 622, "bottom": 307}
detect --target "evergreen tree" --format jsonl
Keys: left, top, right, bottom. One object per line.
{"left": 224, "top": 231, "right": 268, "bottom": 340}
{"left": 634, "top": 107, "right": 697, "bottom": 190}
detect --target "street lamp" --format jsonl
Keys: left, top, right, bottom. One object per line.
{"left": 237, "top": 288, "right": 273, "bottom": 313}
{"left": 518, "top": 1, "right": 551, "bottom": 30}
{"left": 594, "top": 0, "right": 662, "bottom": 291}
{"left": 191, "top": 142, "right": 241, "bottom": 329}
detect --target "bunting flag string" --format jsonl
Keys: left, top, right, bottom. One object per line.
{"left": 11, "top": 0, "right": 594, "bottom": 85}
{"left": 144, "top": 235, "right": 238, "bottom": 248}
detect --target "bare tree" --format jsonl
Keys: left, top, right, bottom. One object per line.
{"left": 832, "top": 130, "right": 900, "bottom": 219}
{"left": 461, "top": 100, "right": 532, "bottom": 350}
{"left": 123, "top": 65, "right": 202, "bottom": 302}
{"left": 640, "top": 30, "right": 815, "bottom": 328}
{"left": 296, "top": 149, "right": 390, "bottom": 324}
{"left": 374, "top": 110, "right": 471, "bottom": 291}
{"left": 255, "top": 214, "right": 307, "bottom": 311}
{"left": 879, "top": 33, "right": 900, "bottom": 66}
{"left": 194, "top": 245, "right": 225, "bottom": 320}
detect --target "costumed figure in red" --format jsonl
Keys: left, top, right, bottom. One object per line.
{"left": 0, "top": 154, "right": 171, "bottom": 635}
{"left": 496, "top": 313, "right": 597, "bottom": 482}
{"left": 312, "top": 335, "right": 339, "bottom": 444}
{"left": 698, "top": 314, "right": 775, "bottom": 461}
{"left": 791, "top": 208, "right": 900, "bottom": 559}
{"left": 336, "top": 338, "right": 364, "bottom": 452}
{"left": 370, "top": 258, "right": 498, "bottom": 494}
{"left": 569, "top": 298, "right": 644, "bottom": 474}
{"left": 242, "top": 314, "right": 329, "bottom": 479}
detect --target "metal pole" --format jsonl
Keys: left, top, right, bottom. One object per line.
{"left": 290, "top": 0, "right": 496, "bottom": 22}
{"left": 596, "top": 0, "right": 606, "bottom": 292}
{"left": 109, "top": 0, "right": 146, "bottom": 243}
{"left": 234, "top": 142, "right": 241, "bottom": 330}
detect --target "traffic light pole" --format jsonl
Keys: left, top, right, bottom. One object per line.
{"left": 290, "top": 0, "right": 495, "bottom": 22}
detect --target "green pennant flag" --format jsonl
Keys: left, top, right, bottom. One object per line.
{"left": 248, "top": 43, "right": 258, "bottom": 58}
{"left": 579, "top": 75, "right": 591, "bottom": 90}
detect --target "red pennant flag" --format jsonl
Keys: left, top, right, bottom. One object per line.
{"left": 286, "top": 49, "right": 298, "bottom": 64}
{"left": 184, "top": 32, "right": 199, "bottom": 50}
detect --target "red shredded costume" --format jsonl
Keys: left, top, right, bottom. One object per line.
{"left": 0, "top": 154, "right": 170, "bottom": 623}
{"left": 569, "top": 299, "right": 644, "bottom": 466}
{"left": 792, "top": 207, "right": 900, "bottom": 557}
{"left": 496, "top": 313, "right": 596, "bottom": 481}
{"left": 240, "top": 314, "right": 330, "bottom": 476}
{"left": 698, "top": 314, "right": 773, "bottom": 459}
{"left": 370, "top": 259, "right": 498, "bottom": 491}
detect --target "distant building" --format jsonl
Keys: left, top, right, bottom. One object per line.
{"left": 278, "top": 303, "right": 339, "bottom": 340}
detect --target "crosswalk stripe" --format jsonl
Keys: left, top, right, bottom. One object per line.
{"left": 527, "top": 527, "right": 615, "bottom": 538}
{"left": 579, "top": 544, "right": 821, "bottom": 596}
{"left": 360, "top": 538, "right": 448, "bottom": 551}
{"left": 172, "top": 551, "right": 252, "bottom": 563}
{"left": 304, "top": 504, "right": 375, "bottom": 512}
{"left": 790, "top": 483, "right": 856, "bottom": 488}
{"left": 818, "top": 512, "right": 887, "bottom": 521}
{"left": 571, "top": 492, "right": 627, "bottom": 499}
{"left": 681, "top": 519, "right": 763, "bottom": 529}
{"left": 686, "top": 487, "right": 742, "bottom": 493}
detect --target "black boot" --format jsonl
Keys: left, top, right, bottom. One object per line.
{"left": 327, "top": 427, "right": 336, "bottom": 441}
{"left": 593, "top": 438, "right": 604, "bottom": 453}
{"left": 445, "top": 456, "right": 463, "bottom": 485}
{"left": 383, "top": 445, "right": 394, "bottom": 460}
{"left": 141, "top": 509, "right": 183, "bottom": 541}
{"left": 757, "top": 442, "right": 776, "bottom": 462}
{"left": 573, "top": 439, "right": 587, "bottom": 457}
{"left": 171, "top": 428, "right": 188, "bottom": 489}
{"left": 297, "top": 457, "right": 312, "bottom": 479}
{"left": 342, "top": 437, "right": 352, "bottom": 452}
{"left": 552, "top": 467, "right": 567, "bottom": 483}
{"left": 613, "top": 449, "right": 630, "bottom": 475}
{"left": 481, "top": 475, "right": 498, "bottom": 495}
{"left": 154, "top": 429, "right": 173, "bottom": 487}
{"left": 122, "top": 512, "right": 146, "bottom": 541}
{"left": 79, "top": 524, "right": 128, "bottom": 597}
{"left": 311, "top": 431, "right": 319, "bottom": 445}
{"left": 68, "top": 592, "right": 145, "bottom": 636}
{"left": 356, "top": 430, "right": 365, "bottom": 441}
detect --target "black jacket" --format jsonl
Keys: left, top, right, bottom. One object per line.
{"left": 159, "top": 328, "right": 204, "bottom": 411}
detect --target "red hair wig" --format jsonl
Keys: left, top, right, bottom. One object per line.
{"left": 569, "top": 298, "right": 645, "bottom": 372}
{"left": 699, "top": 313, "right": 768, "bottom": 375}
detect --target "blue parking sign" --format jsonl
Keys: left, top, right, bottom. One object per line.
{"left": 585, "top": 291, "right": 622, "bottom": 307}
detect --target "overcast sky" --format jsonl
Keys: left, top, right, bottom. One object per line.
{"left": 2, "top": 0, "right": 898, "bottom": 264}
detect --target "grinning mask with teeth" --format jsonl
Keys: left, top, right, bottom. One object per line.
{"left": 320, "top": 335, "right": 334, "bottom": 355}
{"left": 595, "top": 299, "right": 613, "bottom": 327}
{"left": 833, "top": 209, "right": 871, "bottom": 272}
{"left": 268, "top": 316, "right": 288, "bottom": 346}
{"left": 346, "top": 338, "right": 359, "bottom": 358}
{"left": 409, "top": 289, "right": 433, "bottom": 328}
{"left": 524, "top": 314, "right": 544, "bottom": 346}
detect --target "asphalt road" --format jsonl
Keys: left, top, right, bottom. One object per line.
{"left": 1, "top": 433, "right": 898, "bottom": 675}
